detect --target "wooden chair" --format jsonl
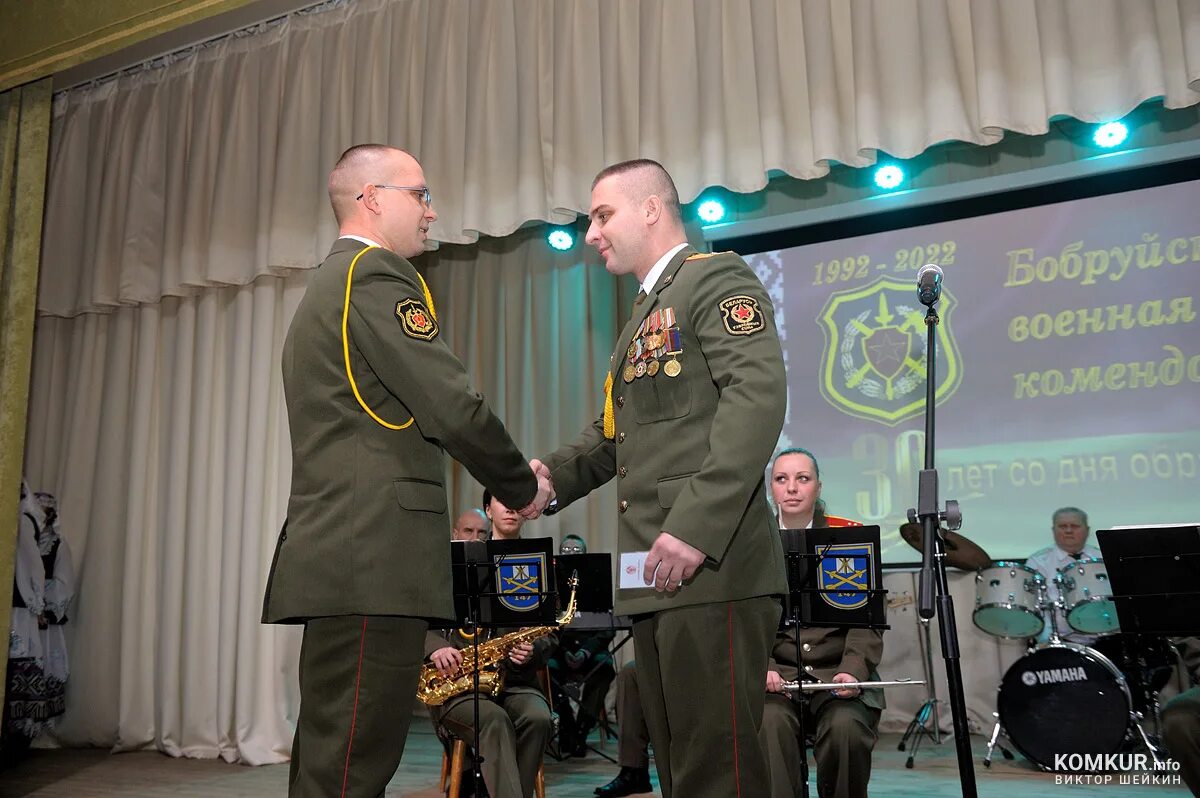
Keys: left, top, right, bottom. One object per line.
{"left": 437, "top": 668, "right": 553, "bottom": 798}
{"left": 438, "top": 737, "right": 546, "bottom": 798}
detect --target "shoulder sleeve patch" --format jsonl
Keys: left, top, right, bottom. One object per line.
{"left": 718, "top": 295, "right": 765, "bottom": 336}
{"left": 396, "top": 298, "right": 439, "bottom": 340}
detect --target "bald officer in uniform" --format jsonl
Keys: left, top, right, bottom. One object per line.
{"left": 533, "top": 159, "right": 787, "bottom": 797}
{"left": 262, "top": 144, "right": 551, "bottom": 798}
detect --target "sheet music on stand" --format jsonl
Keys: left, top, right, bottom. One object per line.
{"left": 1096, "top": 523, "right": 1200, "bottom": 636}
{"left": 449, "top": 537, "right": 557, "bottom": 628}
{"left": 780, "top": 525, "right": 889, "bottom": 632}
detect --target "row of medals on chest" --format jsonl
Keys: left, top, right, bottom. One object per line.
{"left": 624, "top": 308, "right": 682, "bottom": 383}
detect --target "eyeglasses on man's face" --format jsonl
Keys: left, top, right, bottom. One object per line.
{"left": 356, "top": 184, "right": 432, "bottom": 207}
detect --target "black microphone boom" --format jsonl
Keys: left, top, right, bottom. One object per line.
{"left": 917, "top": 263, "right": 943, "bottom": 306}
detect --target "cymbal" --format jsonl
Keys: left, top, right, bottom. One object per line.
{"left": 899, "top": 522, "right": 985, "bottom": 571}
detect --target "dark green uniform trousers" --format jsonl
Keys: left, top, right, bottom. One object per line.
{"left": 761, "top": 692, "right": 880, "bottom": 798}
{"left": 436, "top": 687, "right": 552, "bottom": 798}
{"left": 289, "top": 615, "right": 428, "bottom": 798}
{"left": 615, "top": 660, "right": 651, "bottom": 769}
{"left": 632, "top": 596, "right": 780, "bottom": 798}
{"left": 1162, "top": 686, "right": 1200, "bottom": 795}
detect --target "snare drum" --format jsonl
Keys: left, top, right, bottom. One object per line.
{"left": 1057, "top": 558, "right": 1120, "bottom": 634}
{"left": 973, "top": 562, "right": 1046, "bottom": 638}
{"left": 998, "top": 642, "right": 1131, "bottom": 770}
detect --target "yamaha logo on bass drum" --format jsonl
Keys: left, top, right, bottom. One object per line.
{"left": 1021, "top": 666, "right": 1089, "bottom": 686}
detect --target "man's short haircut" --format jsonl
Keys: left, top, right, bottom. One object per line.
{"left": 328, "top": 144, "right": 397, "bottom": 224}
{"left": 1052, "top": 506, "right": 1089, "bottom": 526}
{"left": 592, "top": 158, "right": 682, "bottom": 222}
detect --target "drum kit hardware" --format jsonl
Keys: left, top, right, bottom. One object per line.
{"left": 972, "top": 558, "right": 1175, "bottom": 771}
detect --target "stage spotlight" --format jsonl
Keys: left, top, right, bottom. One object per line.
{"left": 547, "top": 227, "right": 574, "bottom": 251}
{"left": 697, "top": 199, "right": 726, "bottom": 224}
{"left": 874, "top": 164, "right": 905, "bottom": 190}
{"left": 1093, "top": 121, "right": 1128, "bottom": 149}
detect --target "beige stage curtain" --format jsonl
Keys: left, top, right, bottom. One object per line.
{"left": 1, "top": 77, "right": 52, "bottom": 707}
{"left": 39, "top": 0, "right": 1200, "bottom": 316}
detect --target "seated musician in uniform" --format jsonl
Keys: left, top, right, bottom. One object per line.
{"left": 453, "top": 507, "right": 490, "bottom": 541}
{"left": 593, "top": 659, "right": 653, "bottom": 797}
{"left": 761, "top": 447, "right": 883, "bottom": 798}
{"left": 547, "top": 534, "right": 616, "bottom": 757}
{"left": 1162, "top": 637, "right": 1200, "bottom": 795}
{"left": 425, "top": 489, "right": 553, "bottom": 798}
{"left": 1024, "top": 507, "right": 1102, "bottom": 643}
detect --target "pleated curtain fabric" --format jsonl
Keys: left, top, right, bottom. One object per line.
{"left": 0, "top": 77, "right": 52, "bottom": 707}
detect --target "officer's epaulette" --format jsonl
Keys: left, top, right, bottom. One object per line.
{"left": 685, "top": 250, "right": 733, "bottom": 261}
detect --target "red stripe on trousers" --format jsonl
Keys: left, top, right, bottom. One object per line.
{"left": 727, "top": 603, "right": 742, "bottom": 797}
{"left": 340, "top": 617, "right": 369, "bottom": 798}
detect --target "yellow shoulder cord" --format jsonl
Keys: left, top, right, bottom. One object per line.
{"left": 602, "top": 372, "right": 615, "bottom": 440}
{"left": 341, "top": 246, "right": 438, "bottom": 430}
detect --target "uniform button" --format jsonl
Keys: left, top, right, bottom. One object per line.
{"left": 804, "top": 665, "right": 815, "bottom": 673}
{"left": 616, "top": 396, "right": 625, "bottom": 408}
{"left": 802, "top": 643, "right": 811, "bottom": 652}
{"left": 618, "top": 466, "right": 628, "bottom": 478}
{"left": 619, "top": 500, "right": 629, "bottom": 513}
{"left": 617, "top": 432, "right": 626, "bottom": 443}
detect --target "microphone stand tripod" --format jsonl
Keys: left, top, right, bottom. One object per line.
{"left": 911, "top": 287, "right": 978, "bottom": 797}
{"left": 897, "top": 614, "right": 942, "bottom": 768}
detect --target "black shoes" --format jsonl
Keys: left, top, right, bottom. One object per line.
{"left": 595, "top": 766, "right": 652, "bottom": 797}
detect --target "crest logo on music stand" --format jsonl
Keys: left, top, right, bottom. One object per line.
{"left": 496, "top": 554, "right": 546, "bottom": 612}
{"left": 817, "top": 543, "right": 873, "bottom": 610}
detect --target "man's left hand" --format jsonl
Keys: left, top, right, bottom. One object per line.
{"left": 643, "top": 532, "right": 705, "bottom": 592}
{"left": 508, "top": 641, "right": 535, "bottom": 666}
{"left": 831, "top": 672, "right": 861, "bottom": 699}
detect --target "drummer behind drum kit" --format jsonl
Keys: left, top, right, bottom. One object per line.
{"left": 972, "top": 558, "right": 1175, "bottom": 771}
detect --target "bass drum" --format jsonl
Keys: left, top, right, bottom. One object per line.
{"left": 998, "top": 643, "right": 1131, "bottom": 770}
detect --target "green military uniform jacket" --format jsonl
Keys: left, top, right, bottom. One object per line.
{"left": 543, "top": 246, "right": 788, "bottom": 616}
{"left": 769, "top": 625, "right": 886, "bottom": 715}
{"left": 263, "top": 239, "right": 536, "bottom": 624}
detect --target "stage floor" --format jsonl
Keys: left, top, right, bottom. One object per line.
{"left": 0, "top": 729, "right": 1189, "bottom": 797}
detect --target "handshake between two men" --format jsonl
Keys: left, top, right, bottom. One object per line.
{"left": 516, "top": 459, "right": 704, "bottom": 595}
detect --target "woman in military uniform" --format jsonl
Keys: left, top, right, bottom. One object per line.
{"left": 761, "top": 447, "right": 884, "bottom": 798}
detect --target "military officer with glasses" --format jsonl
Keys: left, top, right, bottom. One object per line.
{"left": 263, "top": 143, "right": 553, "bottom": 798}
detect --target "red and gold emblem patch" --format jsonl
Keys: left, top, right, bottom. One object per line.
{"left": 718, "top": 295, "right": 765, "bottom": 336}
{"left": 396, "top": 298, "right": 438, "bottom": 340}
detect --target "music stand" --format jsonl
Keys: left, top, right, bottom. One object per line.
{"left": 1096, "top": 524, "right": 1200, "bottom": 636}
{"left": 554, "top": 553, "right": 613, "bottom": 614}
{"left": 780, "top": 525, "right": 888, "bottom": 798}
{"left": 446, "top": 537, "right": 557, "bottom": 794}
{"left": 547, "top": 553, "right": 623, "bottom": 763}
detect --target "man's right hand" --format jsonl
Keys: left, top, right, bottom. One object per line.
{"left": 430, "top": 646, "right": 464, "bottom": 677}
{"left": 519, "top": 459, "right": 555, "bottom": 519}
{"left": 766, "top": 670, "right": 786, "bottom": 693}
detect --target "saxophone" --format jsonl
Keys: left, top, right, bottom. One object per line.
{"left": 416, "top": 574, "right": 579, "bottom": 707}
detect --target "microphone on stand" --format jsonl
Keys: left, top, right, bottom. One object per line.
{"left": 916, "top": 263, "right": 943, "bottom": 307}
